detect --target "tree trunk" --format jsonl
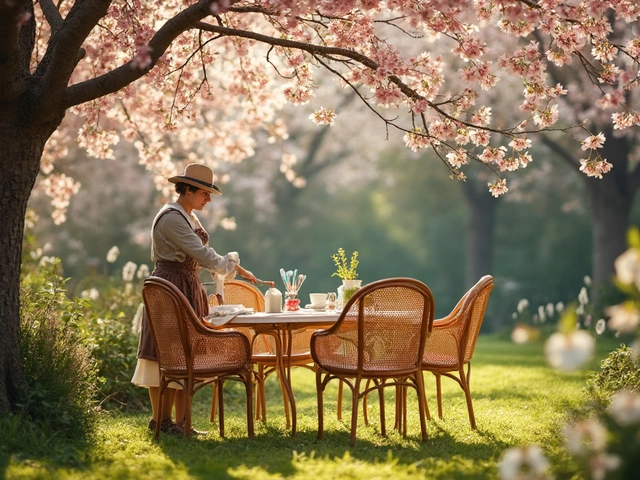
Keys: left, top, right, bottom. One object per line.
{"left": 0, "top": 129, "right": 47, "bottom": 413}
{"left": 584, "top": 135, "right": 634, "bottom": 297}
{"left": 462, "top": 178, "right": 497, "bottom": 289}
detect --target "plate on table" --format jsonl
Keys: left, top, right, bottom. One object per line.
{"left": 304, "top": 304, "right": 326, "bottom": 311}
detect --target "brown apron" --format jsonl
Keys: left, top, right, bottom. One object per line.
{"left": 137, "top": 208, "right": 210, "bottom": 361}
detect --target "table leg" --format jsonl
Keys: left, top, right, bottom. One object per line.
{"left": 253, "top": 326, "right": 297, "bottom": 436}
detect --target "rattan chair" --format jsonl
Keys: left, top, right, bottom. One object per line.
{"left": 311, "top": 278, "right": 435, "bottom": 446}
{"left": 420, "top": 275, "right": 494, "bottom": 429}
{"left": 142, "top": 276, "right": 254, "bottom": 439}
{"left": 209, "top": 280, "right": 316, "bottom": 427}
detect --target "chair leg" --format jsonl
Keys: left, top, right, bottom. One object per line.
{"left": 210, "top": 381, "right": 218, "bottom": 423}
{"left": 246, "top": 373, "right": 255, "bottom": 438}
{"left": 316, "top": 370, "right": 325, "bottom": 440}
{"left": 255, "top": 365, "right": 267, "bottom": 422}
{"left": 218, "top": 379, "right": 225, "bottom": 438}
{"left": 350, "top": 377, "right": 361, "bottom": 447}
{"left": 415, "top": 373, "right": 428, "bottom": 442}
{"left": 378, "top": 380, "right": 386, "bottom": 438}
{"left": 184, "top": 379, "right": 193, "bottom": 438}
{"left": 461, "top": 364, "right": 476, "bottom": 429}
{"left": 337, "top": 379, "right": 344, "bottom": 421}
{"left": 435, "top": 374, "right": 443, "bottom": 419}
{"left": 363, "top": 379, "right": 370, "bottom": 425}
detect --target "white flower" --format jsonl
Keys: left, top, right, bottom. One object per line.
{"left": 538, "top": 305, "right": 546, "bottom": 323}
{"left": 614, "top": 248, "right": 640, "bottom": 289}
{"left": 132, "top": 303, "right": 145, "bottom": 335}
{"left": 511, "top": 325, "right": 531, "bottom": 344}
{"left": 595, "top": 319, "right": 606, "bottom": 335}
{"left": 106, "top": 246, "right": 120, "bottom": 263}
{"left": 545, "top": 303, "right": 554, "bottom": 317}
{"left": 80, "top": 288, "right": 100, "bottom": 301}
{"left": 605, "top": 303, "right": 640, "bottom": 333}
{"left": 563, "top": 418, "right": 607, "bottom": 454}
{"left": 136, "top": 264, "right": 150, "bottom": 279}
{"left": 122, "top": 261, "right": 137, "bottom": 283}
{"left": 498, "top": 445, "right": 550, "bottom": 480}
{"left": 517, "top": 299, "right": 529, "bottom": 314}
{"left": 578, "top": 286, "right": 589, "bottom": 306}
{"left": 588, "top": 453, "right": 621, "bottom": 480}
{"left": 583, "top": 275, "right": 592, "bottom": 286}
{"left": 608, "top": 389, "right": 640, "bottom": 426}
{"left": 545, "top": 330, "right": 595, "bottom": 372}
{"left": 555, "top": 302, "right": 564, "bottom": 313}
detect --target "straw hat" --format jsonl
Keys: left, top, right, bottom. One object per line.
{"left": 168, "top": 164, "right": 222, "bottom": 195}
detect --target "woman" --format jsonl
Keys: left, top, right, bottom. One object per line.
{"left": 132, "top": 163, "right": 260, "bottom": 435}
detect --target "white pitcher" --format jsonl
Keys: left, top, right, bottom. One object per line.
{"left": 265, "top": 287, "right": 283, "bottom": 313}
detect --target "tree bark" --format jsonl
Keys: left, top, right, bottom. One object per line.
{"left": 584, "top": 134, "right": 634, "bottom": 296}
{"left": 462, "top": 181, "right": 497, "bottom": 288}
{"left": 0, "top": 130, "right": 48, "bottom": 412}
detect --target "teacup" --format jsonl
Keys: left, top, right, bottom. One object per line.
{"left": 309, "top": 293, "right": 326, "bottom": 308}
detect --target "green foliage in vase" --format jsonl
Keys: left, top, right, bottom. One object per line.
{"left": 331, "top": 247, "right": 359, "bottom": 280}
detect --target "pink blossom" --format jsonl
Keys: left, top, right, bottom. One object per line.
{"left": 309, "top": 107, "right": 336, "bottom": 126}
{"left": 488, "top": 178, "right": 508, "bottom": 197}
{"left": 509, "top": 137, "right": 531, "bottom": 151}
{"left": 209, "top": 0, "right": 230, "bottom": 15}
{"left": 446, "top": 148, "right": 468, "bottom": 168}
{"left": 580, "top": 133, "right": 606, "bottom": 151}
{"left": 532, "top": 105, "right": 559, "bottom": 127}
{"left": 469, "top": 129, "right": 491, "bottom": 146}
{"left": 403, "top": 129, "right": 431, "bottom": 152}
{"left": 131, "top": 45, "right": 153, "bottom": 70}
{"left": 579, "top": 156, "right": 613, "bottom": 179}
{"left": 592, "top": 41, "right": 617, "bottom": 62}
{"left": 612, "top": 112, "right": 634, "bottom": 129}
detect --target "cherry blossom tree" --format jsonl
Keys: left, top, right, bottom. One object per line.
{"left": 1, "top": 0, "right": 639, "bottom": 413}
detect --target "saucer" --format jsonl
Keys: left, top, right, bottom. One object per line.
{"left": 305, "top": 304, "right": 326, "bottom": 311}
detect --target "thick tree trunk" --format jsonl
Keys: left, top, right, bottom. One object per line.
{"left": 0, "top": 129, "right": 46, "bottom": 413}
{"left": 584, "top": 134, "right": 634, "bottom": 297}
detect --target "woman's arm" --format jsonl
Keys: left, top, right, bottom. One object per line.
{"left": 235, "top": 264, "right": 257, "bottom": 283}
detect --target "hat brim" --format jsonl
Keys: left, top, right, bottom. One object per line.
{"left": 168, "top": 175, "right": 222, "bottom": 195}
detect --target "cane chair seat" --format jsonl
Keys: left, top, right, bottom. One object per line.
{"left": 142, "top": 276, "right": 254, "bottom": 439}
{"left": 311, "top": 278, "right": 435, "bottom": 446}
{"left": 421, "top": 275, "right": 494, "bottom": 429}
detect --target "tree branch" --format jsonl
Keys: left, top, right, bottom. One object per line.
{"left": 539, "top": 134, "right": 580, "bottom": 171}
{"left": 36, "top": 0, "right": 112, "bottom": 116}
{"left": 63, "top": 1, "right": 213, "bottom": 109}
{"left": 39, "top": 0, "right": 63, "bottom": 33}
{"left": 0, "top": 0, "right": 32, "bottom": 105}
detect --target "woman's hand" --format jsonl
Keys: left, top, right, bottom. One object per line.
{"left": 236, "top": 265, "right": 258, "bottom": 283}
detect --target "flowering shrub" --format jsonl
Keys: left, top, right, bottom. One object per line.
{"left": 25, "top": 235, "right": 149, "bottom": 411}
{"left": 74, "top": 252, "right": 150, "bottom": 410}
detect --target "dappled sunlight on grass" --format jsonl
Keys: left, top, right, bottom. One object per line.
{"left": 5, "top": 334, "right": 623, "bottom": 479}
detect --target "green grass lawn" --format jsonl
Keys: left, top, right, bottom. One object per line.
{"left": 2, "top": 335, "right": 618, "bottom": 479}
